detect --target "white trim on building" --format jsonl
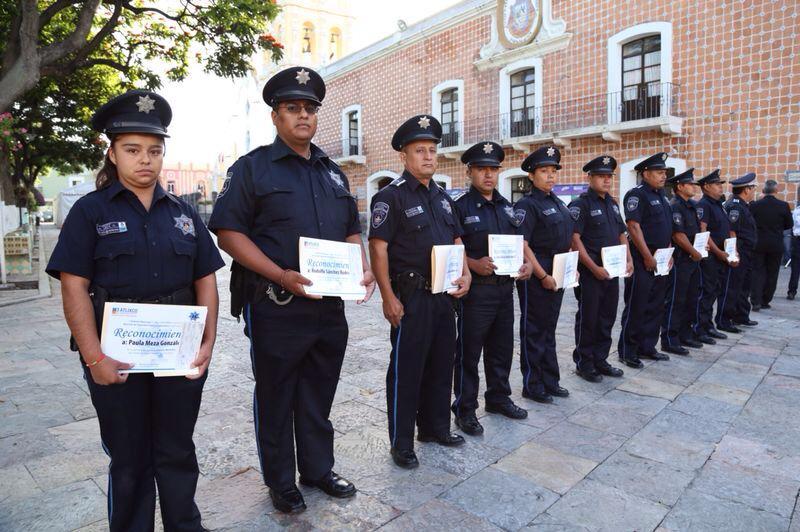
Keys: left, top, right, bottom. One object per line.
{"left": 498, "top": 167, "right": 527, "bottom": 201}
{"left": 498, "top": 56, "right": 543, "bottom": 139}
{"left": 431, "top": 79, "right": 465, "bottom": 149}
{"left": 366, "top": 170, "right": 400, "bottom": 203}
{"left": 340, "top": 104, "right": 362, "bottom": 157}
{"left": 618, "top": 154, "right": 686, "bottom": 219}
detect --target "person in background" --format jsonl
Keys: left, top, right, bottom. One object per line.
{"left": 750, "top": 179, "right": 792, "bottom": 310}
{"left": 788, "top": 191, "right": 800, "bottom": 299}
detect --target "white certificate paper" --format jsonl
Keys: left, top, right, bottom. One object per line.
{"left": 654, "top": 247, "right": 675, "bottom": 276}
{"left": 299, "top": 237, "right": 366, "bottom": 300}
{"left": 431, "top": 244, "right": 465, "bottom": 294}
{"left": 725, "top": 237, "right": 738, "bottom": 263}
{"left": 693, "top": 232, "right": 710, "bottom": 258}
{"left": 488, "top": 234, "right": 524, "bottom": 276}
{"left": 100, "top": 303, "right": 206, "bottom": 376}
{"left": 552, "top": 251, "right": 579, "bottom": 289}
{"left": 601, "top": 244, "right": 628, "bottom": 279}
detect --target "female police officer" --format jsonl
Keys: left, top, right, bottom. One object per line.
{"left": 46, "top": 90, "right": 224, "bottom": 531}
{"left": 515, "top": 146, "right": 573, "bottom": 404}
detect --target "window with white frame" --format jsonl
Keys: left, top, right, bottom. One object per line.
{"left": 498, "top": 57, "right": 543, "bottom": 138}
{"left": 431, "top": 80, "right": 464, "bottom": 148}
{"left": 340, "top": 104, "right": 362, "bottom": 157}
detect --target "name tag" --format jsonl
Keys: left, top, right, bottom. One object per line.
{"left": 96, "top": 221, "right": 127, "bottom": 236}
{"left": 542, "top": 208, "right": 557, "bottom": 216}
{"left": 590, "top": 209, "right": 603, "bottom": 217}
{"left": 404, "top": 206, "right": 424, "bottom": 218}
{"left": 464, "top": 215, "right": 481, "bottom": 225}
{"left": 650, "top": 200, "right": 661, "bottom": 206}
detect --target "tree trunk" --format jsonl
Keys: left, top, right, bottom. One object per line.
{"left": 0, "top": 152, "right": 13, "bottom": 204}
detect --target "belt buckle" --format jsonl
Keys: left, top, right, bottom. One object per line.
{"left": 266, "top": 283, "right": 294, "bottom": 306}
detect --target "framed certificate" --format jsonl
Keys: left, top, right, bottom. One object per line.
{"left": 488, "top": 234, "right": 524, "bottom": 276}
{"left": 100, "top": 303, "right": 206, "bottom": 376}
{"left": 299, "top": 237, "right": 366, "bottom": 300}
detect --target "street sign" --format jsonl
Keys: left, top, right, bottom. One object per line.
{"left": 785, "top": 170, "right": 800, "bottom": 182}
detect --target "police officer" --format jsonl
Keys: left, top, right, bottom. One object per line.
{"left": 569, "top": 155, "right": 630, "bottom": 382}
{"left": 660, "top": 169, "right": 707, "bottom": 353}
{"left": 46, "top": 90, "right": 224, "bottom": 531}
{"left": 451, "top": 141, "right": 531, "bottom": 436}
{"left": 369, "top": 115, "right": 471, "bottom": 469}
{"left": 694, "top": 169, "right": 738, "bottom": 338}
{"left": 750, "top": 179, "right": 793, "bottom": 310}
{"left": 515, "top": 146, "right": 572, "bottom": 403}
{"left": 717, "top": 173, "right": 759, "bottom": 328}
{"left": 618, "top": 152, "right": 673, "bottom": 368}
{"left": 208, "top": 67, "right": 375, "bottom": 513}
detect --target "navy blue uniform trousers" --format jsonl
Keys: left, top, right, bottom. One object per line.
{"left": 696, "top": 257, "right": 723, "bottom": 334}
{"left": 244, "top": 297, "right": 347, "bottom": 490}
{"left": 84, "top": 368, "right": 206, "bottom": 532}
{"left": 517, "top": 255, "right": 564, "bottom": 394}
{"left": 452, "top": 282, "right": 514, "bottom": 417}
{"left": 573, "top": 264, "right": 619, "bottom": 373}
{"left": 661, "top": 259, "right": 701, "bottom": 348}
{"left": 618, "top": 250, "right": 668, "bottom": 360}
{"left": 717, "top": 249, "right": 752, "bottom": 327}
{"left": 387, "top": 289, "right": 456, "bottom": 450}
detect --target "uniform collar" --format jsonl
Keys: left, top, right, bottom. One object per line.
{"left": 587, "top": 187, "right": 609, "bottom": 202}
{"left": 270, "top": 135, "right": 328, "bottom": 163}
{"left": 469, "top": 185, "right": 502, "bottom": 205}
{"left": 702, "top": 193, "right": 722, "bottom": 205}
{"left": 530, "top": 185, "right": 551, "bottom": 200}
{"left": 675, "top": 194, "right": 693, "bottom": 207}
{"left": 105, "top": 179, "right": 179, "bottom": 205}
{"left": 642, "top": 182, "right": 662, "bottom": 194}
{"left": 402, "top": 169, "right": 441, "bottom": 193}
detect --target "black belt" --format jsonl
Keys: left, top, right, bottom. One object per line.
{"left": 471, "top": 274, "right": 513, "bottom": 286}
{"left": 392, "top": 271, "right": 431, "bottom": 292}
{"left": 109, "top": 286, "right": 196, "bottom": 305}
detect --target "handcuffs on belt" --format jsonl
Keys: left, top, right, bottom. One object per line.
{"left": 265, "top": 282, "right": 294, "bottom": 306}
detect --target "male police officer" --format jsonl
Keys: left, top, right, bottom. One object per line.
{"left": 451, "top": 141, "right": 530, "bottom": 436}
{"left": 369, "top": 115, "right": 471, "bottom": 469}
{"left": 569, "top": 155, "right": 630, "bottom": 382}
{"left": 694, "top": 169, "right": 737, "bottom": 339}
{"left": 661, "top": 169, "right": 707, "bottom": 353}
{"left": 717, "top": 173, "right": 758, "bottom": 328}
{"left": 209, "top": 67, "right": 375, "bottom": 513}
{"left": 750, "top": 179, "right": 793, "bottom": 310}
{"left": 618, "top": 152, "right": 673, "bottom": 368}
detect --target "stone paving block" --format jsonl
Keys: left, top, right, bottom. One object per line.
{"left": 567, "top": 402, "right": 652, "bottom": 438}
{"left": 523, "top": 511, "right": 592, "bottom": 531}
{"left": 543, "top": 478, "right": 669, "bottom": 532}
{"left": 25, "top": 450, "right": 109, "bottom": 490}
{"left": 534, "top": 421, "right": 626, "bottom": 462}
{"left": 661, "top": 488, "right": 789, "bottom": 531}
{"left": 350, "top": 383, "right": 387, "bottom": 412}
{"left": 595, "top": 389, "right": 670, "bottom": 417}
{"left": 194, "top": 467, "right": 273, "bottom": 530}
{"left": 587, "top": 450, "right": 695, "bottom": 507}
{"left": 667, "top": 392, "right": 742, "bottom": 423}
{"left": 624, "top": 430, "right": 715, "bottom": 470}
{"left": 696, "top": 363, "right": 767, "bottom": 393}
{"left": 494, "top": 441, "right": 597, "bottom": 494}
{"left": 414, "top": 437, "right": 506, "bottom": 479}
{"left": 270, "top": 489, "right": 401, "bottom": 530}
{"left": 0, "top": 480, "right": 106, "bottom": 532}
{"left": 0, "top": 429, "right": 64, "bottom": 469}
{"left": 0, "top": 407, "right": 75, "bottom": 439}
{"left": 684, "top": 380, "right": 751, "bottom": 406}
{"left": 199, "top": 383, "right": 253, "bottom": 415}
{"left": 641, "top": 408, "right": 730, "bottom": 444}
{"left": 616, "top": 375, "right": 685, "bottom": 400}
{"left": 47, "top": 418, "right": 100, "bottom": 452}
{"left": 692, "top": 459, "right": 800, "bottom": 518}
{"left": 378, "top": 498, "right": 501, "bottom": 531}
{"left": 350, "top": 461, "right": 460, "bottom": 512}
{"left": 442, "top": 467, "right": 558, "bottom": 530}
{"left": 712, "top": 435, "right": 800, "bottom": 482}
{"left": 329, "top": 399, "right": 386, "bottom": 434}
{"left": 470, "top": 412, "right": 544, "bottom": 452}
{"left": 0, "top": 464, "right": 42, "bottom": 504}
{"left": 194, "top": 406, "right": 262, "bottom": 478}
{"left": 772, "top": 355, "right": 800, "bottom": 379}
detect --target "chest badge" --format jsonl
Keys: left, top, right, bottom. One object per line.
{"left": 329, "top": 170, "right": 344, "bottom": 187}
{"left": 96, "top": 221, "right": 127, "bottom": 236}
{"left": 440, "top": 198, "right": 452, "bottom": 214}
{"left": 503, "top": 205, "right": 515, "bottom": 219}
{"left": 612, "top": 204, "right": 620, "bottom": 215}
{"left": 174, "top": 214, "right": 196, "bottom": 237}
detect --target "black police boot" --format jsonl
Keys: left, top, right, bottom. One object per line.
{"left": 269, "top": 486, "right": 306, "bottom": 514}
{"left": 640, "top": 351, "right": 670, "bottom": 361}
{"left": 619, "top": 356, "right": 644, "bottom": 369}
{"left": 751, "top": 304, "right": 761, "bottom": 312}
{"left": 661, "top": 345, "right": 689, "bottom": 355}
{"left": 762, "top": 303, "right": 772, "bottom": 309}
{"left": 417, "top": 432, "right": 465, "bottom": 447}
{"left": 455, "top": 413, "right": 484, "bottom": 435}
{"left": 681, "top": 338, "right": 704, "bottom": 348}
{"left": 522, "top": 388, "right": 553, "bottom": 404}
{"left": 390, "top": 447, "right": 419, "bottom": 469}
{"left": 707, "top": 329, "right": 728, "bottom": 340}
{"left": 788, "top": 292, "right": 796, "bottom": 300}
{"left": 576, "top": 368, "right": 603, "bottom": 382}
{"left": 695, "top": 334, "right": 717, "bottom": 345}
{"left": 545, "top": 386, "right": 569, "bottom": 398}
{"left": 717, "top": 324, "right": 742, "bottom": 334}
{"left": 735, "top": 319, "right": 758, "bottom": 327}
{"left": 299, "top": 471, "right": 356, "bottom": 499}
{"left": 485, "top": 401, "right": 528, "bottom": 419}
{"left": 597, "top": 363, "right": 624, "bottom": 377}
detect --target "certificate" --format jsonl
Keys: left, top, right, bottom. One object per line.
{"left": 100, "top": 303, "right": 207, "bottom": 376}
{"left": 724, "top": 237, "right": 738, "bottom": 263}
{"left": 488, "top": 234, "right": 524, "bottom": 276}
{"left": 693, "top": 231, "right": 710, "bottom": 258}
{"left": 299, "top": 237, "right": 366, "bottom": 300}
{"left": 431, "top": 244, "right": 465, "bottom": 294}
{"left": 552, "top": 251, "right": 579, "bottom": 289}
{"left": 601, "top": 244, "right": 628, "bottom": 279}
{"left": 654, "top": 247, "right": 675, "bottom": 276}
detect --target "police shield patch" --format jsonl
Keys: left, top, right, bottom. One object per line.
{"left": 174, "top": 214, "right": 196, "bottom": 236}
{"left": 514, "top": 209, "right": 526, "bottom": 225}
{"left": 626, "top": 196, "right": 639, "bottom": 212}
{"left": 696, "top": 207, "right": 704, "bottom": 219}
{"left": 371, "top": 202, "right": 390, "bottom": 228}
{"left": 729, "top": 209, "right": 740, "bottom": 222}
{"left": 218, "top": 171, "right": 233, "bottom": 198}
{"left": 673, "top": 212, "right": 682, "bottom": 225}
{"left": 569, "top": 206, "right": 581, "bottom": 221}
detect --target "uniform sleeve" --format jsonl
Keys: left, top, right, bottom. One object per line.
{"left": 45, "top": 200, "right": 98, "bottom": 280}
{"left": 623, "top": 189, "right": 644, "bottom": 223}
{"left": 448, "top": 198, "right": 464, "bottom": 239}
{"left": 368, "top": 190, "right": 397, "bottom": 243}
{"left": 671, "top": 204, "right": 687, "bottom": 234}
{"left": 614, "top": 201, "right": 627, "bottom": 235}
{"left": 190, "top": 208, "right": 225, "bottom": 280}
{"left": 207, "top": 157, "right": 254, "bottom": 235}
{"left": 727, "top": 205, "right": 741, "bottom": 232}
{"left": 697, "top": 201, "right": 711, "bottom": 225}
{"left": 568, "top": 199, "right": 586, "bottom": 235}
{"left": 516, "top": 199, "right": 537, "bottom": 242}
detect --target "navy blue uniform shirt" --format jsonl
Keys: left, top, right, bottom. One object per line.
{"left": 697, "top": 194, "right": 731, "bottom": 247}
{"left": 724, "top": 195, "right": 757, "bottom": 250}
{"left": 46, "top": 180, "right": 224, "bottom": 298}
{"left": 368, "top": 171, "right": 463, "bottom": 279}
{"left": 669, "top": 195, "right": 701, "bottom": 260}
{"left": 623, "top": 183, "right": 672, "bottom": 250}
{"left": 207, "top": 136, "right": 361, "bottom": 271}
{"left": 568, "top": 189, "right": 626, "bottom": 260}
{"left": 514, "top": 186, "right": 573, "bottom": 254}
{"left": 455, "top": 186, "right": 522, "bottom": 261}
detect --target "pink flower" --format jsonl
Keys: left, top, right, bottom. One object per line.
{"left": 2, "top": 130, "right": 10, "bottom": 136}
{"left": 19, "top": 128, "right": 27, "bottom": 133}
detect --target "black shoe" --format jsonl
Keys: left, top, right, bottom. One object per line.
{"left": 269, "top": 486, "right": 306, "bottom": 514}
{"left": 299, "top": 471, "right": 356, "bottom": 498}
{"left": 485, "top": 402, "right": 528, "bottom": 419}
{"left": 576, "top": 368, "right": 604, "bottom": 382}
{"left": 707, "top": 329, "right": 727, "bottom": 340}
{"left": 751, "top": 304, "right": 761, "bottom": 312}
{"left": 417, "top": 432, "right": 465, "bottom": 447}
{"left": 734, "top": 319, "right": 758, "bottom": 327}
{"left": 662, "top": 345, "right": 689, "bottom": 355}
{"left": 546, "top": 386, "right": 569, "bottom": 398}
{"left": 455, "top": 414, "right": 484, "bottom": 435}
{"left": 640, "top": 351, "right": 670, "bottom": 361}
{"left": 619, "top": 357, "right": 644, "bottom": 369}
{"left": 681, "top": 338, "right": 703, "bottom": 348}
{"left": 596, "top": 363, "right": 624, "bottom": 377}
{"left": 390, "top": 447, "right": 419, "bottom": 469}
{"left": 522, "top": 388, "right": 553, "bottom": 403}
{"left": 788, "top": 293, "right": 796, "bottom": 300}
{"left": 717, "top": 324, "right": 742, "bottom": 334}
{"left": 696, "top": 334, "right": 717, "bottom": 345}
{"left": 762, "top": 303, "right": 772, "bottom": 309}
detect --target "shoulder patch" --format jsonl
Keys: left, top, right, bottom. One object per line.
{"left": 626, "top": 196, "right": 640, "bottom": 211}
{"left": 729, "top": 209, "right": 740, "bottom": 223}
{"left": 569, "top": 206, "right": 581, "bottom": 221}
{"left": 218, "top": 171, "right": 233, "bottom": 198}
{"left": 612, "top": 204, "right": 620, "bottom": 215}
{"left": 696, "top": 207, "right": 704, "bottom": 219}
{"left": 514, "top": 209, "right": 526, "bottom": 225}
{"left": 371, "top": 201, "right": 390, "bottom": 229}
{"left": 673, "top": 212, "right": 682, "bottom": 225}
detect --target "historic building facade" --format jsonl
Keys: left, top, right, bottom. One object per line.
{"left": 315, "top": 0, "right": 799, "bottom": 214}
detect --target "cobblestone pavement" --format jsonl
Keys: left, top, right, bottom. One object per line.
{"left": 2, "top": 226, "right": 800, "bottom": 531}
